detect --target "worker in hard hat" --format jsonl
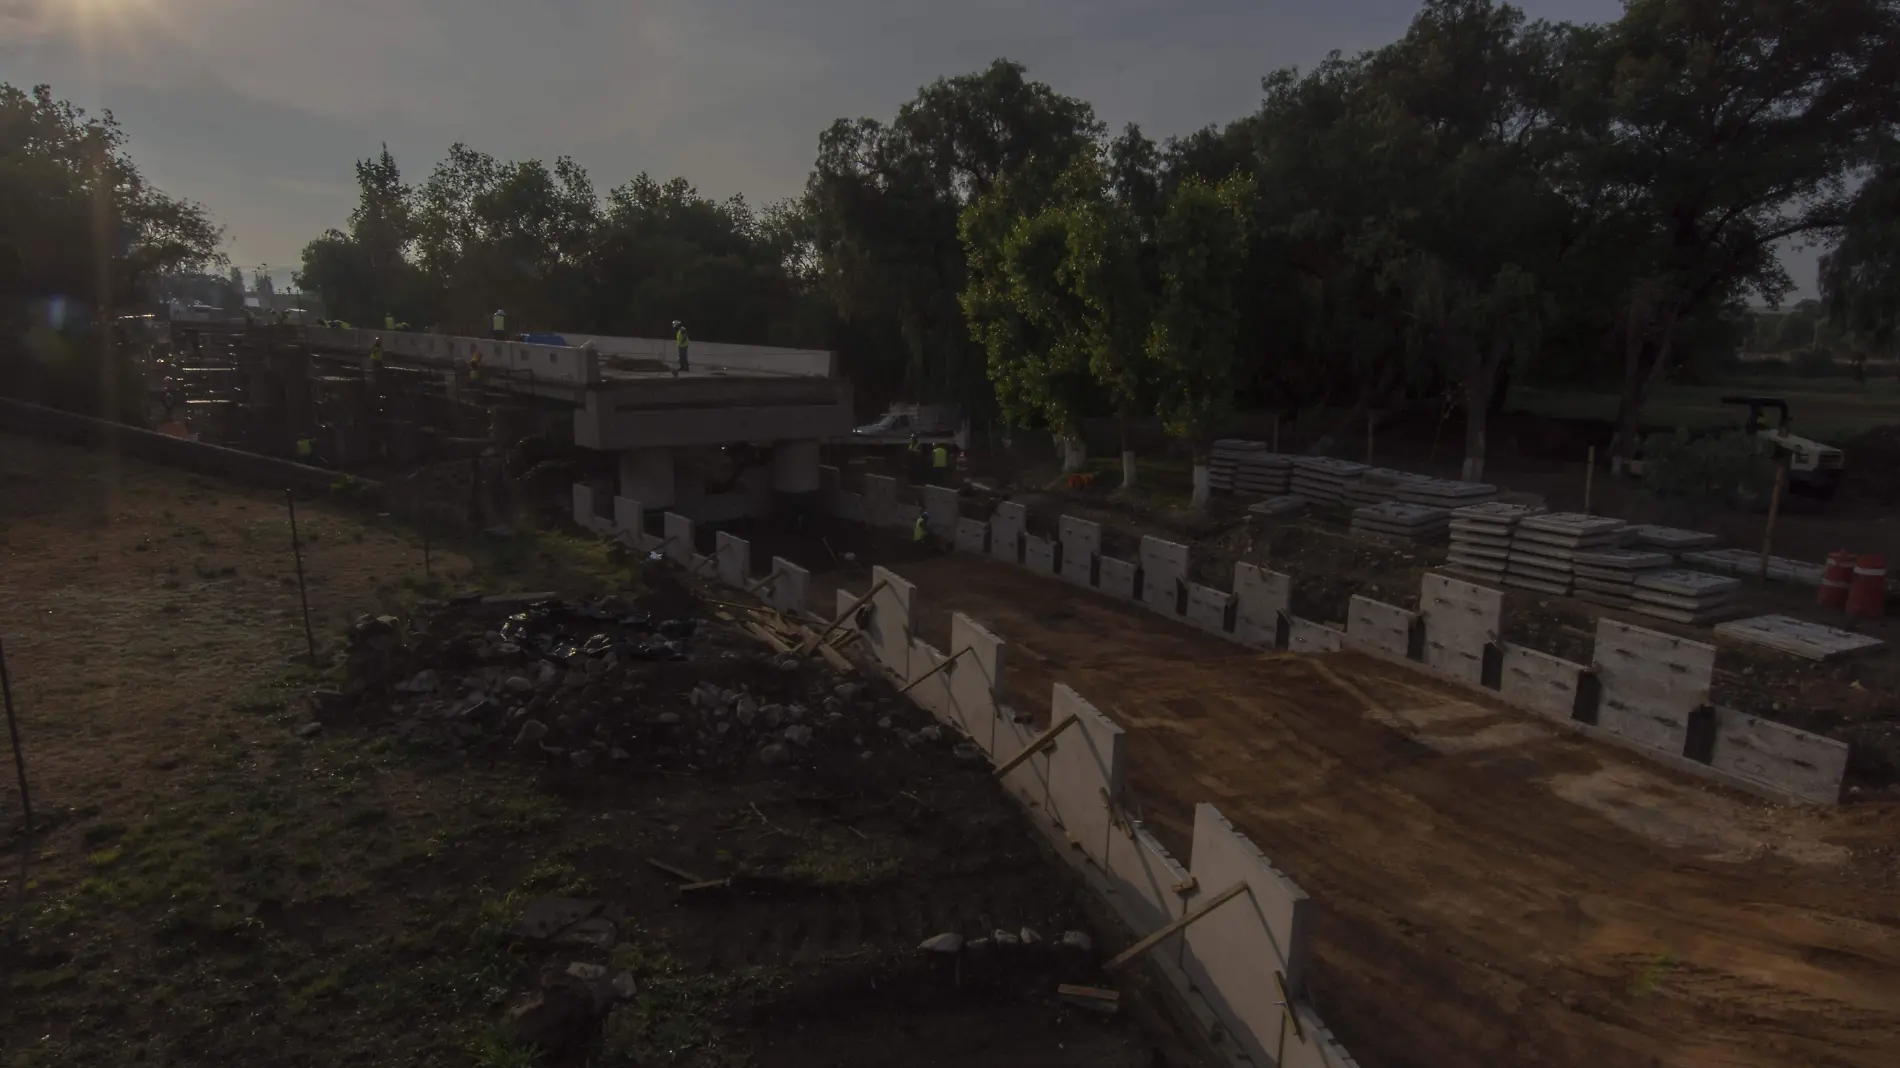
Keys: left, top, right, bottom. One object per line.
{"left": 370, "top": 336, "right": 385, "bottom": 370}
{"left": 468, "top": 344, "right": 484, "bottom": 384}
{"left": 914, "top": 511, "right": 929, "bottom": 544}
{"left": 930, "top": 441, "right": 949, "bottom": 485}
{"left": 674, "top": 320, "right": 690, "bottom": 373}
{"left": 492, "top": 308, "right": 507, "bottom": 340}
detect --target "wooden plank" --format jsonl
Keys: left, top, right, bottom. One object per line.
{"left": 747, "top": 621, "right": 791, "bottom": 653}
{"left": 646, "top": 857, "right": 703, "bottom": 883}
{"left": 897, "top": 646, "right": 971, "bottom": 695}
{"left": 991, "top": 713, "right": 1078, "bottom": 779}
{"left": 1104, "top": 881, "right": 1249, "bottom": 970}
{"left": 798, "top": 580, "right": 887, "bottom": 654}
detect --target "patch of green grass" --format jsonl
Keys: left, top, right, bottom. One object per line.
{"left": 782, "top": 831, "right": 903, "bottom": 888}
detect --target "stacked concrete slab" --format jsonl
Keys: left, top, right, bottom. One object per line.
{"left": 1289, "top": 456, "right": 1368, "bottom": 506}
{"left": 1342, "top": 467, "right": 1435, "bottom": 508}
{"left": 1209, "top": 439, "right": 1293, "bottom": 496}
{"left": 1682, "top": 548, "right": 1829, "bottom": 588}
{"left": 1570, "top": 548, "right": 1673, "bottom": 609}
{"left": 1446, "top": 502, "right": 1543, "bottom": 583}
{"left": 1350, "top": 501, "right": 1450, "bottom": 545}
{"left": 1627, "top": 524, "right": 1720, "bottom": 554}
{"left": 1630, "top": 569, "right": 1742, "bottom": 624}
{"left": 1393, "top": 477, "right": 1499, "bottom": 509}
{"left": 1247, "top": 496, "right": 1307, "bottom": 520}
{"left": 1505, "top": 513, "right": 1627, "bottom": 595}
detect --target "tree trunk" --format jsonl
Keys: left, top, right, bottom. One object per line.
{"left": 1191, "top": 462, "right": 1211, "bottom": 508}
{"left": 1058, "top": 434, "right": 1087, "bottom": 473}
{"left": 1461, "top": 338, "right": 1507, "bottom": 483}
{"left": 1611, "top": 299, "right": 1680, "bottom": 462}
{"left": 1118, "top": 419, "right": 1137, "bottom": 489}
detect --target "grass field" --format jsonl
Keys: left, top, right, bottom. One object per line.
{"left": 1509, "top": 375, "right": 1900, "bottom": 442}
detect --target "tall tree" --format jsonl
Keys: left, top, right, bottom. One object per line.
{"left": 807, "top": 60, "right": 1102, "bottom": 417}
{"left": 1588, "top": 0, "right": 1900, "bottom": 457}
{"left": 1821, "top": 157, "right": 1900, "bottom": 345}
{"left": 1149, "top": 174, "right": 1255, "bottom": 506}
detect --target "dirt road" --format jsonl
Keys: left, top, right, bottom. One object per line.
{"left": 814, "top": 553, "right": 1900, "bottom": 1068}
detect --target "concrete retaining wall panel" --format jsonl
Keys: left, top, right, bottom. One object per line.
{"left": 894, "top": 502, "right": 922, "bottom": 532}
{"left": 766, "top": 557, "right": 810, "bottom": 617}
{"left": 571, "top": 483, "right": 595, "bottom": 529}
{"left": 1105, "top": 825, "right": 1190, "bottom": 955}
{"left": 612, "top": 496, "right": 643, "bottom": 539}
{"left": 1347, "top": 596, "right": 1414, "bottom": 661}
{"left": 994, "top": 707, "right": 1052, "bottom": 815}
{"left": 1183, "top": 803, "right": 1313, "bottom": 1068}
{"left": 948, "top": 614, "right": 1009, "bottom": 747}
{"left": 954, "top": 517, "right": 988, "bottom": 554}
{"left": 1097, "top": 557, "right": 1138, "bottom": 600}
{"left": 1186, "top": 584, "right": 1234, "bottom": 635}
{"left": 1059, "top": 516, "right": 1102, "bottom": 587}
{"left": 662, "top": 513, "right": 694, "bottom": 566}
{"left": 1593, "top": 620, "right": 1714, "bottom": 755}
{"left": 921, "top": 486, "right": 959, "bottom": 539}
{"left": 1708, "top": 709, "right": 1848, "bottom": 805}
{"left": 1023, "top": 534, "right": 1056, "bottom": 574}
{"left": 714, "top": 531, "right": 749, "bottom": 589}
{"left": 1287, "top": 617, "right": 1345, "bottom": 654}
{"left": 1499, "top": 644, "right": 1585, "bottom": 722}
{"left": 1281, "top": 1006, "right": 1367, "bottom": 1068}
{"left": 907, "top": 639, "right": 957, "bottom": 727}
{"left": 835, "top": 491, "right": 864, "bottom": 524}
{"left": 863, "top": 475, "right": 899, "bottom": 528}
{"left": 990, "top": 502, "right": 1026, "bottom": 564}
{"left": 1233, "top": 564, "right": 1291, "bottom": 648}
{"left": 1139, "top": 536, "right": 1189, "bottom": 615}
{"left": 865, "top": 566, "right": 915, "bottom": 679}
{"left": 1044, "top": 685, "right": 1125, "bottom": 868}
{"left": 1421, "top": 573, "right": 1501, "bottom": 687}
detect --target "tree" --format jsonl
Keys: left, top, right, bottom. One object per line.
{"left": 1821, "top": 157, "right": 1900, "bottom": 345}
{"left": 1586, "top": 0, "right": 1900, "bottom": 458}
{"left": 1149, "top": 174, "right": 1255, "bottom": 506}
{"left": 807, "top": 60, "right": 1102, "bottom": 417}
{"left": 295, "top": 144, "right": 425, "bottom": 327}
{"left": 1, "top": 82, "right": 221, "bottom": 419}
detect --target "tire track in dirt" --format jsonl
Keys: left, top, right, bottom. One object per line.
{"left": 820, "top": 554, "right": 1900, "bottom": 1068}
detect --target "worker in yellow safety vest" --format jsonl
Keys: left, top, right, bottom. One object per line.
{"left": 492, "top": 309, "right": 507, "bottom": 340}
{"left": 913, "top": 512, "right": 928, "bottom": 543}
{"left": 930, "top": 443, "right": 948, "bottom": 484}
{"left": 370, "top": 337, "right": 385, "bottom": 365}
{"left": 673, "top": 320, "right": 690, "bottom": 373}
{"left": 296, "top": 436, "right": 314, "bottom": 460}
{"left": 384, "top": 313, "right": 395, "bottom": 331}
{"left": 469, "top": 345, "right": 484, "bottom": 382}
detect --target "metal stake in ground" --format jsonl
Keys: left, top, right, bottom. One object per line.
{"left": 0, "top": 635, "right": 31, "bottom": 829}
{"left": 286, "top": 489, "right": 318, "bottom": 665}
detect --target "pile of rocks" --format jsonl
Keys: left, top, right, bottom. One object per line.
{"left": 306, "top": 591, "right": 951, "bottom": 774}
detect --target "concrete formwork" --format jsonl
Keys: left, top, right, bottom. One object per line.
{"left": 864, "top": 565, "right": 916, "bottom": 679}
{"left": 1105, "top": 823, "right": 1191, "bottom": 958}
{"left": 1287, "top": 617, "right": 1346, "bottom": 654}
{"left": 954, "top": 517, "right": 989, "bottom": 555}
{"left": 1098, "top": 557, "right": 1138, "bottom": 600}
{"left": 1592, "top": 620, "right": 1714, "bottom": 755}
{"left": 1024, "top": 534, "right": 1057, "bottom": 575}
{"left": 1139, "top": 536, "right": 1190, "bottom": 616}
{"left": 1044, "top": 684, "right": 1126, "bottom": 867}
{"left": 921, "top": 486, "right": 960, "bottom": 540}
{"left": 906, "top": 638, "right": 958, "bottom": 727}
{"left": 1347, "top": 596, "right": 1416, "bottom": 662}
{"left": 715, "top": 531, "right": 749, "bottom": 589}
{"left": 947, "top": 613, "right": 1009, "bottom": 749}
{"left": 1420, "top": 573, "right": 1501, "bottom": 687}
{"left": 990, "top": 502, "right": 1026, "bottom": 564}
{"left": 765, "top": 557, "right": 809, "bottom": 617}
{"left": 613, "top": 496, "right": 644, "bottom": 545}
{"left": 863, "top": 475, "right": 899, "bottom": 529}
{"left": 1186, "top": 584, "right": 1235, "bottom": 635}
{"left": 1498, "top": 643, "right": 1586, "bottom": 722}
{"left": 662, "top": 512, "right": 695, "bottom": 566}
{"left": 1233, "top": 564, "right": 1291, "bottom": 648}
{"left": 1280, "top": 1006, "right": 1366, "bottom": 1068}
{"left": 1182, "top": 803, "right": 1314, "bottom": 1068}
{"left": 1059, "top": 516, "right": 1102, "bottom": 588}
{"left": 1709, "top": 708, "right": 1850, "bottom": 804}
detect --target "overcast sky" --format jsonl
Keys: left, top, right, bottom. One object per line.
{"left": 0, "top": 0, "right": 1821, "bottom": 296}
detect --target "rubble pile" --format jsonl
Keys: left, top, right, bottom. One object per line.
{"left": 307, "top": 590, "right": 943, "bottom": 773}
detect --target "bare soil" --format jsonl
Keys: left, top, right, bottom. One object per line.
{"left": 0, "top": 435, "right": 1208, "bottom": 1068}
{"left": 802, "top": 550, "right": 1900, "bottom": 1068}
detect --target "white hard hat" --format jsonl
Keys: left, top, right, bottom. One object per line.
{"left": 672, "top": 320, "right": 682, "bottom": 327}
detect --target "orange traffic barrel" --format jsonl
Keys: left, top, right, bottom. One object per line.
{"left": 1846, "top": 554, "right": 1887, "bottom": 619}
{"left": 1819, "top": 549, "right": 1856, "bottom": 608}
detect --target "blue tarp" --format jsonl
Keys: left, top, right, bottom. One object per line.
{"left": 521, "top": 332, "right": 568, "bottom": 346}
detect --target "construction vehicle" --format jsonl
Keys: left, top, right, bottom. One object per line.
{"left": 1721, "top": 396, "right": 1845, "bottom": 501}
{"left": 850, "top": 403, "right": 961, "bottom": 444}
